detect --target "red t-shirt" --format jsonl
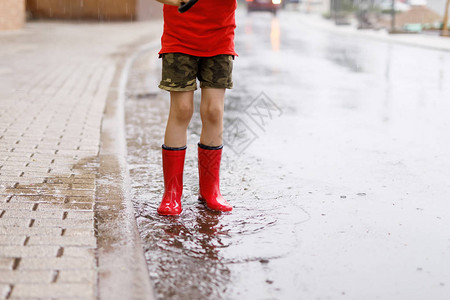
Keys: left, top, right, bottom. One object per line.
{"left": 159, "top": 0, "right": 237, "bottom": 57}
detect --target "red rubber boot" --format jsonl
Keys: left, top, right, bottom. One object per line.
{"left": 198, "top": 143, "right": 232, "bottom": 212}
{"left": 157, "top": 145, "right": 186, "bottom": 216}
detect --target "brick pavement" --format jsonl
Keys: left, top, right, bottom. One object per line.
{"left": 0, "top": 21, "right": 162, "bottom": 299}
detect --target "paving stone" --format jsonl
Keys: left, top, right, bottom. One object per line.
{"left": 57, "top": 270, "right": 96, "bottom": 284}
{"left": 74, "top": 174, "right": 96, "bottom": 179}
{"left": 19, "top": 171, "right": 52, "bottom": 178}
{"left": 27, "top": 236, "right": 96, "bottom": 247}
{"left": 0, "top": 227, "right": 62, "bottom": 236}
{"left": 0, "top": 218, "right": 30, "bottom": 227}
{"left": 4, "top": 189, "right": 94, "bottom": 197}
{"left": 44, "top": 178, "right": 76, "bottom": 184}
{"left": 71, "top": 183, "right": 95, "bottom": 190}
{"left": 0, "top": 283, "right": 11, "bottom": 298}
{"left": 0, "top": 203, "right": 34, "bottom": 210}
{"left": 65, "top": 196, "right": 94, "bottom": 203}
{"left": 10, "top": 283, "right": 95, "bottom": 298}
{"left": 13, "top": 148, "right": 55, "bottom": 155}
{"left": 32, "top": 218, "right": 93, "bottom": 228}
{"left": 65, "top": 211, "right": 95, "bottom": 220}
{"left": 1, "top": 210, "right": 64, "bottom": 219}
{"left": 63, "top": 247, "right": 96, "bottom": 258}
{"left": 0, "top": 171, "right": 23, "bottom": 177}
{"left": 9, "top": 297, "right": 54, "bottom": 300}
{"left": 0, "top": 258, "right": 14, "bottom": 270}
{"left": 0, "top": 196, "right": 11, "bottom": 202}
{"left": 15, "top": 183, "right": 71, "bottom": 190}
{"left": 37, "top": 203, "right": 93, "bottom": 211}
{"left": 0, "top": 235, "right": 26, "bottom": 246}
{"left": 0, "top": 152, "right": 31, "bottom": 160}
{"left": 0, "top": 270, "right": 53, "bottom": 284}
{"left": 0, "top": 178, "right": 47, "bottom": 186}
{"left": 2, "top": 188, "right": 53, "bottom": 196}
{"left": 18, "top": 257, "right": 95, "bottom": 270}
{"left": 63, "top": 228, "right": 95, "bottom": 237}
{"left": 0, "top": 161, "right": 27, "bottom": 168}
{"left": 26, "top": 160, "right": 55, "bottom": 166}
{"left": 0, "top": 246, "right": 59, "bottom": 258}
{"left": 8, "top": 195, "right": 65, "bottom": 203}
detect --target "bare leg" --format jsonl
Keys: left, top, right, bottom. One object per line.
{"left": 199, "top": 88, "right": 225, "bottom": 146}
{"left": 158, "top": 91, "right": 193, "bottom": 215}
{"left": 197, "top": 88, "right": 232, "bottom": 211}
{"left": 164, "top": 91, "right": 194, "bottom": 147}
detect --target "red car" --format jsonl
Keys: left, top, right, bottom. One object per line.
{"left": 246, "top": 0, "right": 282, "bottom": 14}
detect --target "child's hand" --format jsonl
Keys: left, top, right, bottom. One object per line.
{"left": 156, "top": 0, "right": 184, "bottom": 6}
{"left": 170, "top": 0, "right": 184, "bottom": 6}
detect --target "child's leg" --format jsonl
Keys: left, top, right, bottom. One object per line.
{"left": 199, "top": 88, "right": 225, "bottom": 146}
{"left": 158, "top": 91, "right": 194, "bottom": 216}
{"left": 197, "top": 87, "right": 232, "bottom": 212}
{"left": 157, "top": 53, "right": 198, "bottom": 215}
{"left": 164, "top": 91, "right": 194, "bottom": 147}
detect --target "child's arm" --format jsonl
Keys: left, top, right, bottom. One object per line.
{"left": 155, "top": 0, "right": 183, "bottom": 6}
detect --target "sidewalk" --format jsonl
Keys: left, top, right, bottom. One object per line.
{"left": 295, "top": 12, "right": 450, "bottom": 52}
{"left": 0, "top": 20, "right": 162, "bottom": 299}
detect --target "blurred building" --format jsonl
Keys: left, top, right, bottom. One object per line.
{"left": 27, "top": 0, "right": 161, "bottom": 21}
{"left": 0, "top": 0, "right": 161, "bottom": 30}
{"left": 301, "top": 0, "right": 330, "bottom": 14}
{"left": 306, "top": 0, "right": 447, "bottom": 18}
{"left": 379, "top": 0, "right": 412, "bottom": 12}
{"left": 396, "top": 4, "right": 442, "bottom": 24}
{"left": 380, "top": 4, "right": 443, "bottom": 30}
{"left": 0, "top": 0, "right": 25, "bottom": 30}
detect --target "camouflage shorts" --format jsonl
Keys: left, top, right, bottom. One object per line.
{"left": 159, "top": 53, "right": 233, "bottom": 92}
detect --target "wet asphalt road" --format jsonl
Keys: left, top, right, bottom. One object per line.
{"left": 125, "top": 9, "right": 450, "bottom": 300}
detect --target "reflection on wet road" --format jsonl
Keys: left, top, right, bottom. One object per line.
{"left": 126, "top": 9, "right": 450, "bottom": 300}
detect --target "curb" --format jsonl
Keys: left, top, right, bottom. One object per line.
{"left": 95, "top": 40, "right": 160, "bottom": 300}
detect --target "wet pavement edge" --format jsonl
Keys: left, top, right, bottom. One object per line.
{"left": 95, "top": 41, "right": 160, "bottom": 300}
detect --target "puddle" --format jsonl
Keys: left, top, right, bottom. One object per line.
{"left": 125, "top": 49, "right": 309, "bottom": 299}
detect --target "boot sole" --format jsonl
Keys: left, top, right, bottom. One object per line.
{"left": 157, "top": 210, "right": 182, "bottom": 216}
{"left": 198, "top": 196, "right": 232, "bottom": 212}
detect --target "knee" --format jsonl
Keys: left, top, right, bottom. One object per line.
{"left": 201, "top": 103, "right": 223, "bottom": 124}
{"left": 172, "top": 102, "right": 194, "bottom": 123}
